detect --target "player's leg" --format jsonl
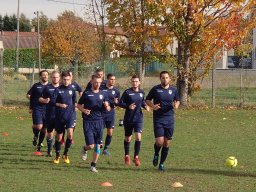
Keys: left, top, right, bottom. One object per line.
{"left": 46, "top": 120, "right": 54, "bottom": 157}
{"left": 152, "top": 122, "right": 165, "bottom": 167}
{"left": 124, "top": 123, "right": 132, "bottom": 165}
{"left": 102, "top": 119, "right": 114, "bottom": 156}
{"left": 158, "top": 127, "right": 174, "bottom": 171}
{"left": 35, "top": 110, "right": 47, "bottom": 153}
{"left": 133, "top": 123, "right": 142, "bottom": 166}
{"left": 90, "top": 121, "right": 104, "bottom": 172}
{"left": 81, "top": 121, "right": 94, "bottom": 161}
{"left": 53, "top": 122, "right": 64, "bottom": 164}
{"left": 32, "top": 109, "right": 41, "bottom": 146}
{"left": 62, "top": 127, "right": 73, "bottom": 164}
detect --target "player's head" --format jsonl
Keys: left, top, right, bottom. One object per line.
{"left": 160, "top": 71, "right": 170, "bottom": 87}
{"left": 51, "top": 71, "right": 60, "bottom": 85}
{"left": 95, "top": 68, "right": 104, "bottom": 79}
{"left": 107, "top": 73, "right": 116, "bottom": 86}
{"left": 131, "top": 75, "right": 140, "bottom": 89}
{"left": 61, "top": 71, "right": 71, "bottom": 86}
{"left": 39, "top": 70, "right": 49, "bottom": 83}
{"left": 92, "top": 74, "right": 102, "bottom": 90}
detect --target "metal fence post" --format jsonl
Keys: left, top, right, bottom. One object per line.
{"left": 212, "top": 54, "right": 216, "bottom": 108}
{"left": 0, "top": 41, "right": 4, "bottom": 106}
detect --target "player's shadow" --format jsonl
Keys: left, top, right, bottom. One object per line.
{"left": 171, "top": 168, "right": 256, "bottom": 178}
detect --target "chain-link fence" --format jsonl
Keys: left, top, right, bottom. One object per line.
{"left": 2, "top": 56, "right": 256, "bottom": 108}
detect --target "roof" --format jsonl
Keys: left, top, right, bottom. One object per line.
{"left": 104, "top": 26, "right": 128, "bottom": 37}
{"left": 0, "top": 31, "right": 38, "bottom": 49}
{"left": 104, "top": 26, "right": 167, "bottom": 37}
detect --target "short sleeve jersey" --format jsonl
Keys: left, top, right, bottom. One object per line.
{"left": 42, "top": 84, "right": 59, "bottom": 119}
{"left": 119, "top": 88, "right": 146, "bottom": 123}
{"left": 146, "top": 84, "right": 180, "bottom": 122}
{"left": 55, "top": 84, "right": 77, "bottom": 120}
{"left": 70, "top": 81, "right": 83, "bottom": 94}
{"left": 28, "top": 82, "right": 49, "bottom": 110}
{"left": 78, "top": 89, "right": 106, "bottom": 122}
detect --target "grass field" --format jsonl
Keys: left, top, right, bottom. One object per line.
{"left": 0, "top": 107, "right": 256, "bottom": 191}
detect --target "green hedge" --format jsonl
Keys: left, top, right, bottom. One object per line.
{"left": 3, "top": 48, "right": 54, "bottom": 68}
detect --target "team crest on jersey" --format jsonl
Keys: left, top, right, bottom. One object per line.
{"left": 139, "top": 93, "right": 143, "bottom": 98}
{"left": 72, "top": 85, "right": 75, "bottom": 88}
{"left": 69, "top": 90, "right": 73, "bottom": 95}
{"left": 169, "top": 90, "right": 172, "bottom": 95}
{"left": 99, "top": 94, "right": 103, "bottom": 99}
{"left": 112, "top": 90, "right": 115, "bottom": 95}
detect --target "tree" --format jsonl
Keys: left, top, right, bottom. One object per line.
{"left": 149, "top": 0, "right": 255, "bottom": 107}
{"left": 41, "top": 11, "right": 100, "bottom": 78}
{"left": 19, "top": 13, "right": 31, "bottom": 32}
{"left": 31, "top": 12, "right": 50, "bottom": 32}
{"left": 106, "top": 0, "right": 164, "bottom": 83}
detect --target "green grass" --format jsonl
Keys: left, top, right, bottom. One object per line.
{"left": 0, "top": 107, "right": 256, "bottom": 191}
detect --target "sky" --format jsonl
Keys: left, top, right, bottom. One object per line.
{"left": 0, "top": 0, "right": 90, "bottom": 20}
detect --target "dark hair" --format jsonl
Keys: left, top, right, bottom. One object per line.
{"left": 95, "top": 68, "right": 103, "bottom": 73}
{"left": 160, "top": 71, "right": 170, "bottom": 78}
{"left": 92, "top": 74, "right": 101, "bottom": 79}
{"left": 107, "top": 73, "right": 115, "bottom": 79}
{"left": 131, "top": 74, "right": 140, "bottom": 80}
{"left": 61, "top": 71, "right": 71, "bottom": 78}
{"left": 39, "top": 70, "right": 49, "bottom": 76}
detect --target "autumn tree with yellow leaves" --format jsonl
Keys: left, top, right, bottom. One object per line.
{"left": 106, "top": 0, "right": 255, "bottom": 106}
{"left": 41, "top": 11, "right": 100, "bottom": 74}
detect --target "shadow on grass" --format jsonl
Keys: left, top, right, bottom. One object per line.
{"left": 3, "top": 99, "right": 28, "bottom": 106}
{"left": 171, "top": 168, "right": 256, "bottom": 178}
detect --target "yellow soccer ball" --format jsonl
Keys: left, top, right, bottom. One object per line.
{"left": 225, "top": 156, "right": 238, "bottom": 168}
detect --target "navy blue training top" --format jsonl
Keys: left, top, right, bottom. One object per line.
{"left": 146, "top": 84, "right": 179, "bottom": 122}
{"left": 55, "top": 84, "right": 77, "bottom": 120}
{"left": 78, "top": 89, "right": 107, "bottom": 122}
{"left": 101, "top": 85, "right": 120, "bottom": 120}
{"left": 70, "top": 81, "right": 83, "bottom": 94}
{"left": 119, "top": 88, "right": 146, "bottom": 123}
{"left": 42, "top": 84, "right": 59, "bottom": 119}
{"left": 28, "top": 82, "right": 49, "bottom": 110}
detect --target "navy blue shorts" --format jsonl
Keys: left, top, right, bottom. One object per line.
{"left": 154, "top": 121, "right": 174, "bottom": 140}
{"left": 55, "top": 117, "right": 75, "bottom": 134}
{"left": 83, "top": 120, "right": 104, "bottom": 145}
{"left": 46, "top": 118, "right": 55, "bottom": 133}
{"left": 32, "top": 109, "right": 46, "bottom": 125}
{"left": 124, "top": 122, "right": 143, "bottom": 136}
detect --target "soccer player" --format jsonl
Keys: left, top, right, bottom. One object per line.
{"left": 85, "top": 68, "right": 107, "bottom": 90}
{"left": 145, "top": 71, "right": 180, "bottom": 171}
{"left": 101, "top": 73, "right": 120, "bottom": 156}
{"left": 27, "top": 70, "right": 49, "bottom": 155}
{"left": 39, "top": 71, "right": 60, "bottom": 157}
{"left": 77, "top": 75, "right": 111, "bottom": 172}
{"left": 53, "top": 71, "right": 77, "bottom": 164}
{"left": 119, "top": 75, "right": 149, "bottom": 166}
{"left": 59, "top": 71, "right": 83, "bottom": 146}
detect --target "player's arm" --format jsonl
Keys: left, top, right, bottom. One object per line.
{"left": 118, "top": 91, "right": 128, "bottom": 109}
{"left": 39, "top": 87, "right": 50, "bottom": 104}
{"left": 55, "top": 93, "right": 67, "bottom": 109}
{"left": 114, "top": 89, "right": 121, "bottom": 106}
{"left": 75, "top": 82, "right": 83, "bottom": 97}
{"left": 145, "top": 88, "right": 160, "bottom": 110}
{"left": 77, "top": 94, "right": 91, "bottom": 115}
{"left": 173, "top": 89, "right": 180, "bottom": 109}
{"left": 173, "top": 100, "right": 180, "bottom": 109}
